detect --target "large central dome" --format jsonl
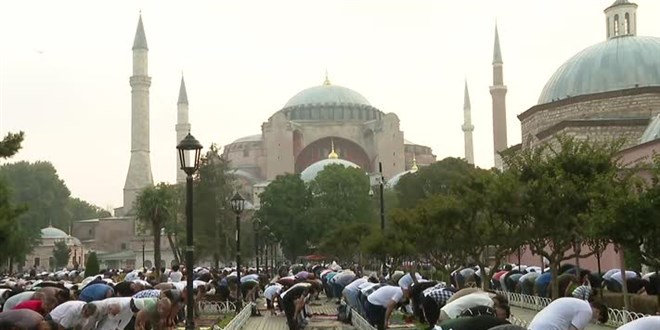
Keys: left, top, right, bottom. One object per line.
{"left": 538, "top": 36, "right": 660, "bottom": 104}
{"left": 284, "top": 83, "right": 371, "bottom": 108}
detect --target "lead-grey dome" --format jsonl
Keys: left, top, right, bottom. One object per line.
{"left": 41, "top": 226, "right": 69, "bottom": 239}
{"left": 300, "top": 158, "right": 360, "bottom": 182}
{"left": 538, "top": 36, "right": 660, "bottom": 104}
{"left": 284, "top": 84, "right": 371, "bottom": 108}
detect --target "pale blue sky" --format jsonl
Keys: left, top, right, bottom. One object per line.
{"left": 2, "top": 0, "right": 660, "bottom": 210}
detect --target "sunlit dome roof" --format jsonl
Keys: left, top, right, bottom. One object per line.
{"left": 538, "top": 36, "right": 660, "bottom": 104}
{"left": 640, "top": 114, "right": 660, "bottom": 143}
{"left": 284, "top": 82, "right": 370, "bottom": 108}
{"left": 300, "top": 158, "right": 360, "bottom": 182}
{"left": 41, "top": 226, "right": 69, "bottom": 239}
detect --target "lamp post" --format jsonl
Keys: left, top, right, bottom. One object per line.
{"left": 253, "top": 218, "right": 261, "bottom": 275}
{"left": 230, "top": 192, "right": 246, "bottom": 310}
{"left": 262, "top": 225, "right": 270, "bottom": 276}
{"left": 141, "top": 237, "right": 146, "bottom": 269}
{"left": 176, "top": 133, "right": 203, "bottom": 330}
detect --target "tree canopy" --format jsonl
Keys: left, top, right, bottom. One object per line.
{"left": 52, "top": 240, "right": 71, "bottom": 269}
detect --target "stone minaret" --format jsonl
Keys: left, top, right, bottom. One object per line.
{"left": 123, "top": 15, "right": 154, "bottom": 215}
{"left": 490, "top": 24, "right": 508, "bottom": 169}
{"left": 176, "top": 76, "right": 190, "bottom": 184}
{"left": 462, "top": 80, "right": 475, "bottom": 164}
{"left": 604, "top": 0, "right": 637, "bottom": 40}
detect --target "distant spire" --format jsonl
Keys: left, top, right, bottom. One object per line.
{"left": 178, "top": 75, "right": 188, "bottom": 105}
{"left": 133, "top": 14, "right": 148, "bottom": 50}
{"left": 493, "top": 24, "right": 503, "bottom": 64}
{"left": 464, "top": 79, "right": 471, "bottom": 110}
{"left": 328, "top": 138, "right": 339, "bottom": 159}
{"left": 411, "top": 154, "right": 419, "bottom": 172}
{"left": 323, "top": 70, "right": 331, "bottom": 85}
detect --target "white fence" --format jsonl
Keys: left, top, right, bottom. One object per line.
{"left": 348, "top": 306, "right": 377, "bottom": 330}
{"left": 198, "top": 300, "right": 238, "bottom": 314}
{"left": 495, "top": 290, "right": 651, "bottom": 327}
{"left": 221, "top": 303, "right": 254, "bottom": 330}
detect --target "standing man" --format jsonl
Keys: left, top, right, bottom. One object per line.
{"left": 528, "top": 297, "right": 608, "bottom": 330}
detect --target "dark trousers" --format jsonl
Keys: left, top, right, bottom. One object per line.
{"left": 283, "top": 297, "right": 298, "bottom": 330}
{"left": 410, "top": 281, "right": 436, "bottom": 322}
{"left": 421, "top": 296, "right": 440, "bottom": 327}
{"left": 365, "top": 301, "right": 386, "bottom": 330}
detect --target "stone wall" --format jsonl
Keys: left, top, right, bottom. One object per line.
{"left": 520, "top": 88, "right": 660, "bottom": 149}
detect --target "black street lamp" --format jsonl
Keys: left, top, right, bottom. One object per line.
{"left": 141, "top": 237, "right": 146, "bottom": 269}
{"left": 176, "top": 132, "right": 203, "bottom": 330}
{"left": 371, "top": 162, "right": 386, "bottom": 275}
{"left": 230, "top": 192, "right": 246, "bottom": 310}
{"left": 253, "top": 218, "right": 261, "bottom": 275}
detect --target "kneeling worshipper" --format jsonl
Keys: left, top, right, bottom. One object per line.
{"left": 615, "top": 315, "right": 660, "bottom": 330}
{"left": 0, "top": 309, "right": 59, "bottom": 330}
{"left": 91, "top": 297, "right": 135, "bottom": 330}
{"left": 134, "top": 297, "right": 172, "bottom": 330}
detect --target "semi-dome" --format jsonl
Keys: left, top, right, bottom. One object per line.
{"left": 284, "top": 84, "right": 371, "bottom": 108}
{"left": 300, "top": 158, "right": 360, "bottom": 182}
{"left": 640, "top": 114, "right": 660, "bottom": 143}
{"left": 41, "top": 226, "right": 69, "bottom": 239}
{"left": 538, "top": 36, "right": 660, "bottom": 104}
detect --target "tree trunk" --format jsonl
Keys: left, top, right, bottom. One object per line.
{"left": 166, "top": 233, "right": 180, "bottom": 265}
{"left": 550, "top": 260, "right": 560, "bottom": 299}
{"left": 153, "top": 222, "right": 161, "bottom": 276}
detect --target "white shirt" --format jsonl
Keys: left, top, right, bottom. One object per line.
{"left": 440, "top": 292, "right": 494, "bottom": 319}
{"left": 264, "top": 284, "right": 283, "bottom": 300}
{"left": 92, "top": 297, "right": 134, "bottom": 330}
{"left": 359, "top": 282, "right": 379, "bottom": 294}
{"left": 615, "top": 316, "right": 660, "bottom": 330}
{"left": 528, "top": 297, "right": 593, "bottom": 330}
{"left": 344, "top": 278, "right": 368, "bottom": 293}
{"left": 603, "top": 269, "right": 620, "bottom": 281}
{"left": 240, "top": 274, "right": 259, "bottom": 283}
{"left": 610, "top": 271, "right": 638, "bottom": 285}
{"left": 280, "top": 283, "right": 311, "bottom": 299}
{"left": 169, "top": 271, "right": 183, "bottom": 282}
{"left": 397, "top": 272, "right": 422, "bottom": 290}
{"left": 49, "top": 300, "right": 88, "bottom": 329}
{"left": 367, "top": 286, "right": 404, "bottom": 307}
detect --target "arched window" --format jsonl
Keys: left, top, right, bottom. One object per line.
{"left": 624, "top": 13, "right": 630, "bottom": 34}
{"left": 614, "top": 14, "right": 620, "bottom": 36}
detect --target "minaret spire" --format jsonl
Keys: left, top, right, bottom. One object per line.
{"left": 490, "top": 23, "right": 508, "bottom": 169}
{"left": 176, "top": 75, "right": 191, "bottom": 183}
{"left": 462, "top": 80, "right": 475, "bottom": 164}
{"left": 123, "top": 14, "right": 154, "bottom": 215}
{"left": 323, "top": 70, "right": 331, "bottom": 85}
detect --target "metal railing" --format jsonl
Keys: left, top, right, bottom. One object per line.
{"left": 348, "top": 306, "right": 377, "bottom": 330}
{"left": 221, "top": 303, "right": 253, "bottom": 330}
{"left": 198, "top": 300, "right": 238, "bottom": 314}
{"left": 495, "top": 290, "right": 652, "bottom": 327}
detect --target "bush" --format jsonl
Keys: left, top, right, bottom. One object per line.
{"left": 599, "top": 292, "right": 658, "bottom": 315}
{"left": 85, "top": 252, "right": 100, "bottom": 276}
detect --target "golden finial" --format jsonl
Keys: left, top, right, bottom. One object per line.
{"left": 323, "top": 70, "right": 331, "bottom": 85}
{"left": 411, "top": 154, "right": 419, "bottom": 172}
{"left": 328, "top": 138, "right": 339, "bottom": 159}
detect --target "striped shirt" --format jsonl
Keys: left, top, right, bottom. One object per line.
{"left": 572, "top": 285, "right": 592, "bottom": 301}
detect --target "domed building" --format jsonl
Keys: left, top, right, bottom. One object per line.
{"left": 223, "top": 75, "right": 436, "bottom": 199}
{"left": 519, "top": 0, "right": 660, "bottom": 151}
{"left": 25, "top": 225, "right": 85, "bottom": 272}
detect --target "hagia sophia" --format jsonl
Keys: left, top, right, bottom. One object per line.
{"left": 25, "top": 0, "right": 660, "bottom": 271}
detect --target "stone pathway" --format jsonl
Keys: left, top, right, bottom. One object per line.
{"left": 242, "top": 297, "right": 353, "bottom": 330}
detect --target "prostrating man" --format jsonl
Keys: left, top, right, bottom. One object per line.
{"left": 615, "top": 315, "right": 660, "bottom": 330}
{"left": 134, "top": 297, "right": 172, "bottom": 330}
{"left": 528, "top": 297, "right": 608, "bottom": 330}
{"left": 91, "top": 297, "right": 134, "bottom": 330}
{"left": 12, "top": 295, "right": 58, "bottom": 316}
{"left": 365, "top": 285, "right": 405, "bottom": 330}
{"left": 263, "top": 283, "right": 284, "bottom": 315}
{"left": 46, "top": 300, "right": 97, "bottom": 330}
{"left": 421, "top": 284, "right": 456, "bottom": 329}
{"left": 78, "top": 283, "right": 114, "bottom": 303}
{"left": 438, "top": 315, "right": 510, "bottom": 330}
{"left": 438, "top": 291, "right": 500, "bottom": 321}
{"left": 0, "top": 309, "right": 58, "bottom": 330}
{"left": 342, "top": 277, "right": 368, "bottom": 312}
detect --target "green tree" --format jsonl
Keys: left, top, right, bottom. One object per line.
{"left": 308, "top": 164, "right": 373, "bottom": 245}
{"left": 52, "top": 240, "right": 71, "bottom": 269}
{"left": 504, "top": 136, "right": 626, "bottom": 299}
{"left": 193, "top": 145, "right": 236, "bottom": 265}
{"left": 134, "top": 183, "right": 178, "bottom": 275}
{"left": 0, "top": 132, "right": 24, "bottom": 159}
{"left": 67, "top": 198, "right": 111, "bottom": 220}
{"left": 85, "top": 251, "right": 100, "bottom": 276}
{"left": 0, "top": 177, "right": 28, "bottom": 270}
{"left": 256, "top": 173, "right": 312, "bottom": 260}
{"left": 0, "top": 161, "right": 71, "bottom": 231}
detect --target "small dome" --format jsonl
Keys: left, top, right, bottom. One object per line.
{"left": 640, "top": 114, "right": 660, "bottom": 143}
{"left": 284, "top": 84, "right": 370, "bottom": 108}
{"left": 538, "top": 36, "right": 660, "bottom": 104}
{"left": 386, "top": 170, "right": 414, "bottom": 189}
{"left": 231, "top": 134, "right": 262, "bottom": 144}
{"left": 41, "top": 226, "right": 69, "bottom": 239}
{"left": 300, "top": 158, "right": 360, "bottom": 182}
